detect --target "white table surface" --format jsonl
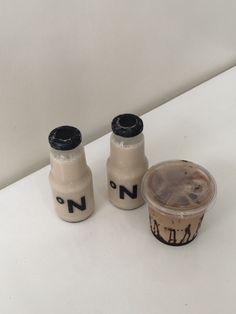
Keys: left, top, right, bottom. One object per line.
{"left": 1, "top": 67, "right": 236, "bottom": 314}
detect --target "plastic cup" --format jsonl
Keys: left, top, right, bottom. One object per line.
{"left": 142, "top": 160, "right": 217, "bottom": 246}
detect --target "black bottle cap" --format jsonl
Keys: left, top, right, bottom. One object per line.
{"left": 111, "top": 113, "right": 143, "bottom": 138}
{"left": 48, "top": 126, "right": 82, "bottom": 151}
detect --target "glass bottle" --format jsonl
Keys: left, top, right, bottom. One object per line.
{"left": 48, "top": 126, "right": 94, "bottom": 222}
{"left": 107, "top": 114, "right": 148, "bottom": 209}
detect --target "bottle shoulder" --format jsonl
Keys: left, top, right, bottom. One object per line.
{"left": 107, "top": 155, "right": 148, "bottom": 166}
{"left": 107, "top": 157, "right": 148, "bottom": 175}
{"left": 49, "top": 166, "right": 92, "bottom": 188}
{"left": 50, "top": 145, "right": 85, "bottom": 160}
{"left": 110, "top": 133, "right": 144, "bottom": 148}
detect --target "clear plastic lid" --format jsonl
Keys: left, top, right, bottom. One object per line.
{"left": 142, "top": 160, "right": 217, "bottom": 217}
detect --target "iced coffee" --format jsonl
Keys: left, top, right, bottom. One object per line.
{"left": 48, "top": 126, "right": 95, "bottom": 222}
{"left": 107, "top": 114, "right": 148, "bottom": 209}
{"left": 142, "top": 160, "right": 216, "bottom": 245}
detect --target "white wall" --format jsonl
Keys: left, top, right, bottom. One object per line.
{"left": 0, "top": 0, "right": 236, "bottom": 188}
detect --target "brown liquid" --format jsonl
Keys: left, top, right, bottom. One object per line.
{"left": 142, "top": 160, "right": 216, "bottom": 245}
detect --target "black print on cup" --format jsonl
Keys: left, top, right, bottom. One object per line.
{"left": 167, "top": 228, "right": 177, "bottom": 244}
{"left": 193, "top": 215, "right": 204, "bottom": 238}
{"left": 110, "top": 181, "right": 138, "bottom": 199}
{"left": 149, "top": 215, "right": 204, "bottom": 246}
{"left": 179, "top": 224, "right": 191, "bottom": 244}
{"left": 56, "top": 196, "right": 86, "bottom": 213}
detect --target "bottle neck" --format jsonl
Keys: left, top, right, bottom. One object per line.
{"left": 50, "top": 145, "right": 88, "bottom": 183}
{"left": 110, "top": 133, "right": 146, "bottom": 167}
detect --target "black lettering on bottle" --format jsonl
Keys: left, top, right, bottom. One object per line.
{"left": 67, "top": 197, "right": 86, "bottom": 213}
{"left": 56, "top": 197, "right": 65, "bottom": 204}
{"left": 110, "top": 181, "right": 117, "bottom": 189}
{"left": 119, "top": 185, "right": 138, "bottom": 199}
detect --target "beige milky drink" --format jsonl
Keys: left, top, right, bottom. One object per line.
{"left": 142, "top": 160, "right": 216, "bottom": 245}
{"left": 107, "top": 114, "right": 148, "bottom": 209}
{"left": 48, "top": 126, "right": 94, "bottom": 222}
